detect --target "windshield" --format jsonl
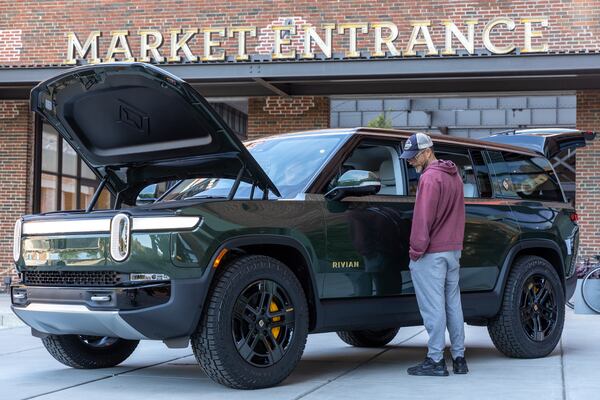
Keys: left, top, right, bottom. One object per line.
{"left": 160, "top": 134, "right": 346, "bottom": 201}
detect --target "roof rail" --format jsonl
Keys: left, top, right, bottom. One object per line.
{"left": 493, "top": 129, "right": 516, "bottom": 136}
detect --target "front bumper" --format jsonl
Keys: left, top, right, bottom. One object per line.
{"left": 11, "top": 278, "right": 209, "bottom": 340}
{"left": 12, "top": 302, "right": 148, "bottom": 340}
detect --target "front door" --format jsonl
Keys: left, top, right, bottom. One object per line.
{"left": 320, "top": 138, "right": 411, "bottom": 298}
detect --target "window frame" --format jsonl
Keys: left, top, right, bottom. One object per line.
{"left": 484, "top": 150, "right": 567, "bottom": 203}
{"left": 315, "top": 136, "right": 405, "bottom": 197}
{"left": 401, "top": 142, "right": 484, "bottom": 199}
{"left": 34, "top": 120, "right": 114, "bottom": 213}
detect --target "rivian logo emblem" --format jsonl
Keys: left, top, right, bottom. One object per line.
{"left": 332, "top": 261, "right": 360, "bottom": 269}
{"left": 118, "top": 100, "right": 150, "bottom": 135}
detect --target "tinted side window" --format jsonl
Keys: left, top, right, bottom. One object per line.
{"left": 436, "top": 146, "right": 479, "bottom": 198}
{"left": 470, "top": 150, "right": 493, "bottom": 198}
{"left": 503, "top": 153, "right": 564, "bottom": 202}
{"left": 325, "top": 140, "right": 403, "bottom": 196}
{"left": 484, "top": 151, "right": 513, "bottom": 197}
{"left": 405, "top": 145, "right": 480, "bottom": 198}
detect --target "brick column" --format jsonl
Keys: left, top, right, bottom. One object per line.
{"left": 247, "top": 96, "right": 330, "bottom": 139}
{"left": 0, "top": 100, "right": 33, "bottom": 287}
{"left": 576, "top": 90, "right": 600, "bottom": 259}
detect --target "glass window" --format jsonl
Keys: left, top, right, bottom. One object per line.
{"left": 437, "top": 146, "right": 479, "bottom": 198}
{"left": 81, "top": 160, "right": 96, "bottom": 180}
{"left": 61, "top": 177, "right": 77, "bottom": 210}
{"left": 248, "top": 135, "right": 344, "bottom": 198}
{"left": 96, "top": 188, "right": 112, "bottom": 210}
{"left": 405, "top": 145, "right": 480, "bottom": 198}
{"left": 503, "top": 153, "right": 564, "bottom": 202}
{"left": 470, "top": 150, "right": 493, "bottom": 198}
{"left": 551, "top": 148, "right": 576, "bottom": 203}
{"left": 40, "top": 173, "right": 57, "bottom": 213}
{"left": 80, "top": 184, "right": 96, "bottom": 209}
{"left": 160, "top": 134, "right": 345, "bottom": 201}
{"left": 161, "top": 178, "right": 255, "bottom": 201}
{"left": 41, "top": 128, "right": 58, "bottom": 173}
{"left": 37, "top": 122, "right": 113, "bottom": 212}
{"left": 323, "top": 141, "right": 401, "bottom": 196}
{"left": 62, "top": 139, "right": 77, "bottom": 176}
{"left": 484, "top": 151, "right": 513, "bottom": 197}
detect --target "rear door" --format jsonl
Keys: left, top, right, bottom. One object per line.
{"left": 405, "top": 145, "right": 520, "bottom": 292}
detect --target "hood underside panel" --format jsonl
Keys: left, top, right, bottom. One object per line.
{"left": 31, "top": 63, "right": 279, "bottom": 204}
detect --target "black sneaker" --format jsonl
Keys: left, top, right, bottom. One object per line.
{"left": 452, "top": 356, "right": 469, "bottom": 374}
{"left": 407, "top": 357, "right": 449, "bottom": 376}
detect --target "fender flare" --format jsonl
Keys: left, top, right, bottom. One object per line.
{"left": 195, "top": 234, "right": 323, "bottom": 332}
{"left": 494, "top": 238, "right": 565, "bottom": 299}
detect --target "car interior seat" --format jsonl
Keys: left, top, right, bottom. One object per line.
{"left": 378, "top": 160, "right": 396, "bottom": 195}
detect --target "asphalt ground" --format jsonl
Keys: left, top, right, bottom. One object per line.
{"left": 1, "top": 294, "right": 599, "bottom": 400}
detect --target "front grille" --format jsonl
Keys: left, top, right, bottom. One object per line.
{"left": 22, "top": 271, "right": 123, "bottom": 287}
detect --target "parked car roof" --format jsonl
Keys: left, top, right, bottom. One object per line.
{"left": 247, "top": 127, "right": 542, "bottom": 157}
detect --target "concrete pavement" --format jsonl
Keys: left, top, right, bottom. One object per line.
{"left": 0, "top": 294, "right": 599, "bottom": 400}
{"left": 0, "top": 292, "right": 22, "bottom": 329}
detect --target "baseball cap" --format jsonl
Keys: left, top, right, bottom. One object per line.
{"left": 399, "top": 132, "right": 434, "bottom": 159}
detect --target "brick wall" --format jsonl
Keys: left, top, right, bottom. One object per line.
{"left": 247, "top": 96, "right": 330, "bottom": 139}
{"left": 1, "top": 1, "right": 600, "bottom": 66}
{"left": 576, "top": 91, "right": 600, "bottom": 260}
{"left": 0, "top": 101, "right": 33, "bottom": 288}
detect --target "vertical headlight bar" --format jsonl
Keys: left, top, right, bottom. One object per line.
{"left": 110, "top": 213, "right": 131, "bottom": 262}
{"left": 13, "top": 219, "right": 22, "bottom": 262}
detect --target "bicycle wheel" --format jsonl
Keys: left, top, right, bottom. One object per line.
{"left": 581, "top": 266, "right": 600, "bottom": 314}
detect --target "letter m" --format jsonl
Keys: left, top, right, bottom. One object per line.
{"left": 65, "top": 31, "right": 101, "bottom": 64}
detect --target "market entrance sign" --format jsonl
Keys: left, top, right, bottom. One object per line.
{"left": 65, "top": 17, "right": 549, "bottom": 64}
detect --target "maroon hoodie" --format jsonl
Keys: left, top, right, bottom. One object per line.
{"left": 409, "top": 159, "right": 465, "bottom": 261}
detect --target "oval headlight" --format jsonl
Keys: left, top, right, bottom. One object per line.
{"left": 110, "top": 213, "right": 131, "bottom": 262}
{"left": 13, "top": 219, "right": 22, "bottom": 262}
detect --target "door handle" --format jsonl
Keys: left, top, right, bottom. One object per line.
{"left": 90, "top": 295, "right": 111, "bottom": 302}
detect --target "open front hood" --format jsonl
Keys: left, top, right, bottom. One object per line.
{"left": 481, "top": 128, "right": 596, "bottom": 159}
{"left": 31, "top": 63, "right": 280, "bottom": 204}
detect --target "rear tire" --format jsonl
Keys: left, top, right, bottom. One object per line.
{"left": 42, "top": 335, "right": 139, "bottom": 368}
{"left": 488, "top": 256, "right": 565, "bottom": 358}
{"left": 191, "top": 255, "right": 309, "bottom": 389}
{"left": 337, "top": 327, "right": 399, "bottom": 347}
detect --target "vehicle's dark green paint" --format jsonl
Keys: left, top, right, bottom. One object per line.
{"left": 12, "top": 63, "right": 588, "bottom": 389}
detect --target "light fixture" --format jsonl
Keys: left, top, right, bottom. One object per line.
{"left": 13, "top": 219, "right": 22, "bottom": 262}
{"left": 110, "top": 214, "right": 131, "bottom": 262}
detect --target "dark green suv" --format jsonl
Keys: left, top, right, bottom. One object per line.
{"left": 11, "top": 63, "right": 590, "bottom": 389}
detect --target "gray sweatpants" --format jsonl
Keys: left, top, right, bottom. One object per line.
{"left": 409, "top": 250, "right": 465, "bottom": 362}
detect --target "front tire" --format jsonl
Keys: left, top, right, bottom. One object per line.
{"left": 488, "top": 255, "right": 565, "bottom": 358}
{"left": 42, "top": 335, "right": 139, "bottom": 368}
{"left": 337, "top": 328, "right": 400, "bottom": 347}
{"left": 191, "top": 255, "right": 309, "bottom": 389}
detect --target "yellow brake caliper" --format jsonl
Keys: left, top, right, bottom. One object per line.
{"left": 270, "top": 301, "right": 281, "bottom": 339}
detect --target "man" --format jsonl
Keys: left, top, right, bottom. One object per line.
{"left": 399, "top": 132, "right": 468, "bottom": 376}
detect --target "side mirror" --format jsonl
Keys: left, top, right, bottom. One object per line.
{"left": 136, "top": 184, "right": 158, "bottom": 205}
{"left": 325, "top": 170, "right": 381, "bottom": 201}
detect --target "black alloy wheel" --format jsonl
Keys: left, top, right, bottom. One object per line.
{"left": 488, "top": 255, "right": 565, "bottom": 358}
{"left": 191, "top": 255, "right": 309, "bottom": 389}
{"left": 519, "top": 275, "right": 558, "bottom": 342}
{"left": 232, "top": 279, "right": 296, "bottom": 367}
